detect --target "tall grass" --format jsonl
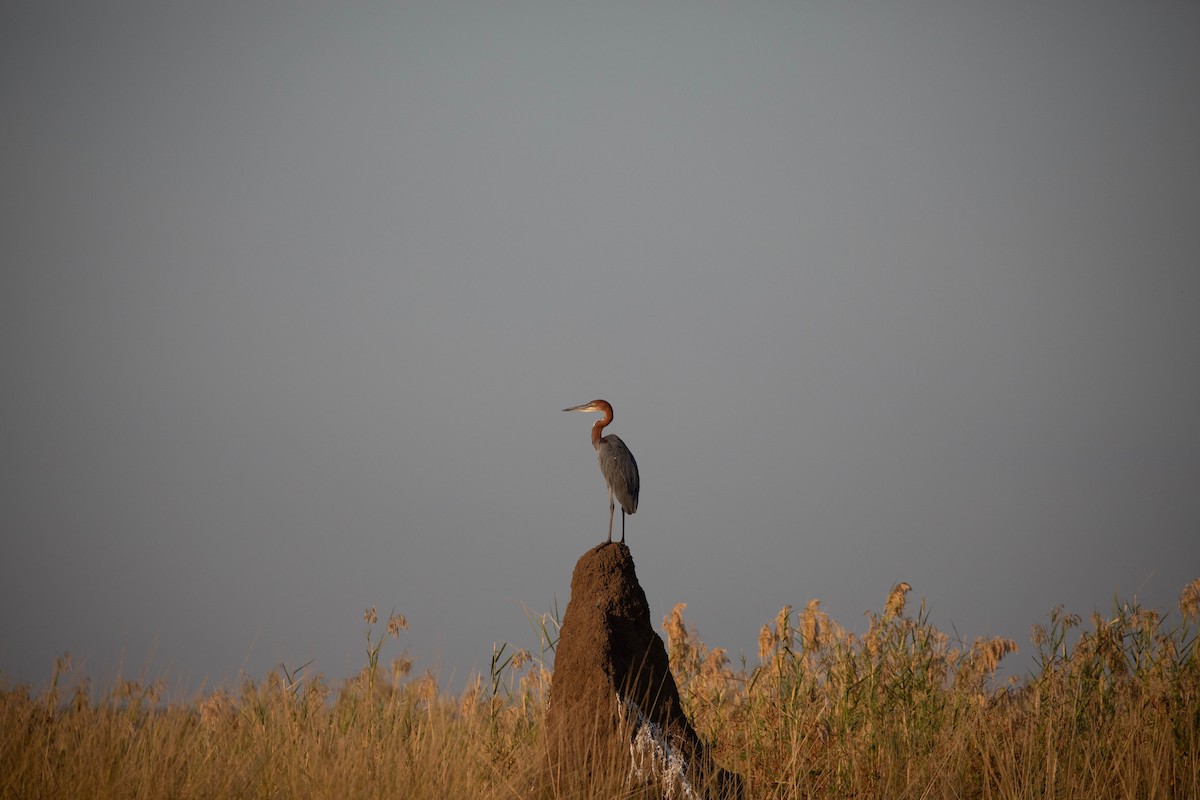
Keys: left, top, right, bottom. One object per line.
{"left": 3, "top": 581, "right": 1197, "bottom": 799}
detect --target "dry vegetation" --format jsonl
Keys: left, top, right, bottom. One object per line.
{"left": 4, "top": 580, "right": 1198, "bottom": 799}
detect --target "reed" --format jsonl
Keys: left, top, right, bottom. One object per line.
{"left": 3, "top": 581, "right": 1197, "bottom": 799}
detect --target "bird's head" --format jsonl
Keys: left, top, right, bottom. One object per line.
{"left": 562, "top": 399, "right": 612, "bottom": 416}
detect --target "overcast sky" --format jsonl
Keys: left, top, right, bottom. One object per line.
{"left": 3, "top": 2, "right": 1198, "bottom": 692}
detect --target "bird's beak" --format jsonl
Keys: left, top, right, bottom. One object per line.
{"left": 562, "top": 402, "right": 593, "bottom": 413}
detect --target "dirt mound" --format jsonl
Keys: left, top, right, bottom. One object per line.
{"left": 546, "top": 542, "right": 742, "bottom": 799}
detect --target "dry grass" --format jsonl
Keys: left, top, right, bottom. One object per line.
{"left": 4, "top": 581, "right": 1198, "bottom": 799}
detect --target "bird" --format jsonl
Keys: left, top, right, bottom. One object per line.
{"left": 562, "top": 399, "right": 640, "bottom": 544}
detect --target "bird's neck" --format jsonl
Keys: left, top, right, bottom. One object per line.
{"left": 590, "top": 409, "right": 612, "bottom": 450}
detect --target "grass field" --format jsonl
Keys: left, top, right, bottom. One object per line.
{"left": 4, "top": 579, "right": 1198, "bottom": 799}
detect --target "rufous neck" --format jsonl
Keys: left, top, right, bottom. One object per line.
{"left": 590, "top": 407, "right": 612, "bottom": 450}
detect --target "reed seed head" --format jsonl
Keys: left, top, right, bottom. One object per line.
{"left": 801, "top": 599, "right": 821, "bottom": 651}
{"left": 758, "top": 624, "right": 776, "bottom": 663}
{"left": 979, "top": 637, "right": 1018, "bottom": 674}
{"left": 775, "top": 604, "right": 792, "bottom": 643}
{"left": 1181, "top": 577, "right": 1200, "bottom": 621}
{"left": 391, "top": 656, "right": 413, "bottom": 680}
{"left": 885, "top": 582, "right": 912, "bottom": 619}
{"left": 664, "top": 603, "right": 689, "bottom": 653}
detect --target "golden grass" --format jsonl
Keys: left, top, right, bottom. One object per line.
{"left": 4, "top": 583, "right": 1198, "bottom": 799}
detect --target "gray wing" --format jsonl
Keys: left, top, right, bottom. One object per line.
{"left": 598, "top": 434, "right": 639, "bottom": 514}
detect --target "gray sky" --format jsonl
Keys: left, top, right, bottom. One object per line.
{"left": 3, "top": 2, "right": 1198, "bottom": 692}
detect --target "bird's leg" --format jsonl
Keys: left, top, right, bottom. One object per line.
{"left": 621, "top": 510, "right": 626, "bottom": 543}
{"left": 608, "top": 487, "right": 615, "bottom": 544}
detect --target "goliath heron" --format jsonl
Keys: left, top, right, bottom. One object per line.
{"left": 562, "top": 399, "right": 640, "bottom": 543}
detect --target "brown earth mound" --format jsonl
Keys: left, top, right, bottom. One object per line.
{"left": 546, "top": 542, "right": 742, "bottom": 799}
